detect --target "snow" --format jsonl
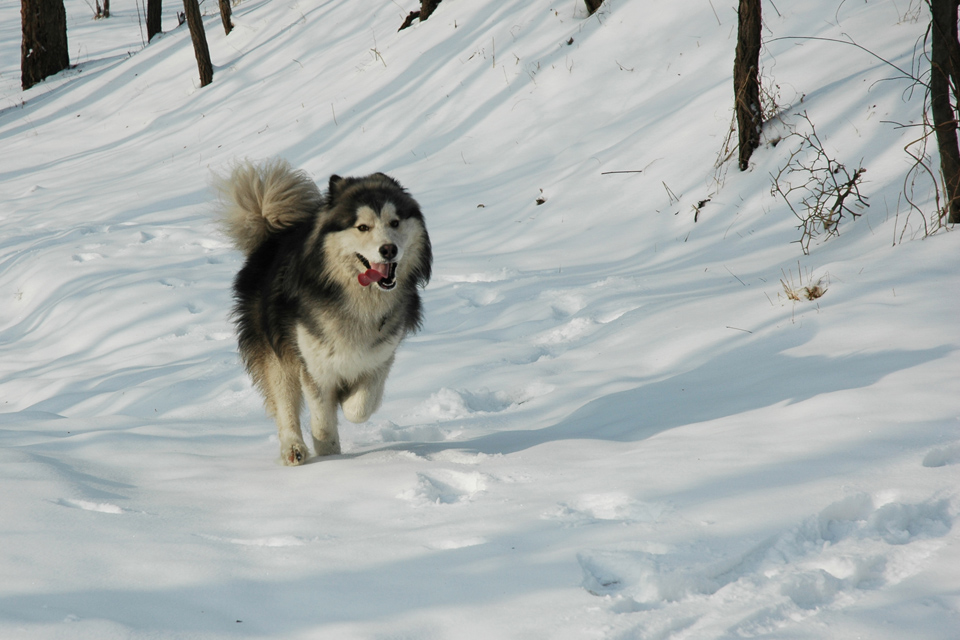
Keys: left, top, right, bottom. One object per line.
{"left": 1, "top": 0, "right": 959, "bottom": 637}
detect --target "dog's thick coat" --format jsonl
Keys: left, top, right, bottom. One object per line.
{"left": 217, "top": 159, "right": 432, "bottom": 464}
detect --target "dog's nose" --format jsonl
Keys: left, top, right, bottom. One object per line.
{"left": 379, "top": 244, "right": 398, "bottom": 261}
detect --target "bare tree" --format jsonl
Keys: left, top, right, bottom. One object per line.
{"left": 929, "top": 0, "right": 960, "bottom": 223}
{"left": 219, "top": 0, "right": 233, "bottom": 36}
{"left": 20, "top": 0, "right": 69, "bottom": 90}
{"left": 183, "top": 0, "right": 213, "bottom": 87}
{"left": 733, "top": 0, "right": 762, "bottom": 171}
{"left": 147, "top": 0, "right": 162, "bottom": 41}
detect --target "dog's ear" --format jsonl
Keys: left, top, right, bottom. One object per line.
{"left": 328, "top": 174, "right": 347, "bottom": 202}
{"left": 370, "top": 172, "right": 404, "bottom": 190}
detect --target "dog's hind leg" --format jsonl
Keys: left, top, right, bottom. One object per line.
{"left": 260, "top": 352, "right": 308, "bottom": 465}
{"left": 301, "top": 372, "right": 341, "bottom": 456}
{"left": 340, "top": 356, "right": 393, "bottom": 424}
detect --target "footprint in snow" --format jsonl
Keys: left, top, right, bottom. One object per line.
{"left": 425, "top": 537, "right": 487, "bottom": 550}
{"left": 534, "top": 317, "right": 595, "bottom": 346}
{"left": 540, "top": 289, "right": 586, "bottom": 319}
{"left": 456, "top": 285, "right": 503, "bottom": 308}
{"left": 56, "top": 498, "right": 125, "bottom": 514}
{"left": 439, "top": 270, "right": 513, "bottom": 284}
{"left": 398, "top": 470, "right": 490, "bottom": 506}
{"left": 197, "top": 534, "right": 323, "bottom": 547}
{"left": 545, "top": 493, "right": 667, "bottom": 526}
{"left": 535, "top": 279, "right": 642, "bottom": 343}
{"left": 410, "top": 384, "right": 552, "bottom": 422}
{"left": 922, "top": 441, "right": 960, "bottom": 467}
{"left": 72, "top": 252, "right": 104, "bottom": 263}
{"left": 577, "top": 493, "right": 954, "bottom": 634}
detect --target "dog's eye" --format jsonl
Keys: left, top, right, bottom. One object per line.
{"left": 389, "top": 220, "right": 400, "bottom": 229}
{"left": 357, "top": 224, "right": 370, "bottom": 232}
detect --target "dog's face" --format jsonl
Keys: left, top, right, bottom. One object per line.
{"left": 319, "top": 173, "right": 431, "bottom": 292}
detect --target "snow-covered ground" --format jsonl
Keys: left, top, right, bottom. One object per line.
{"left": 2, "top": 0, "right": 959, "bottom": 637}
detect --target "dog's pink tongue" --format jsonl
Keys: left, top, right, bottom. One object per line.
{"left": 357, "top": 267, "right": 385, "bottom": 287}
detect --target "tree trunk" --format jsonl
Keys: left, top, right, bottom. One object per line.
{"left": 398, "top": 11, "right": 419, "bottom": 31}
{"left": 183, "top": 0, "right": 213, "bottom": 87}
{"left": 930, "top": 0, "right": 960, "bottom": 224}
{"left": 585, "top": 0, "right": 603, "bottom": 15}
{"left": 219, "top": 0, "right": 233, "bottom": 36}
{"left": 399, "top": 1, "right": 441, "bottom": 30}
{"left": 20, "top": 0, "right": 69, "bottom": 90}
{"left": 420, "top": 0, "right": 441, "bottom": 21}
{"left": 147, "top": 0, "right": 162, "bottom": 41}
{"left": 733, "top": 0, "right": 762, "bottom": 171}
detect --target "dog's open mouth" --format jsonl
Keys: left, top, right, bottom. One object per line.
{"left": 356, "top": 254, "right": 397, "bottom": 290}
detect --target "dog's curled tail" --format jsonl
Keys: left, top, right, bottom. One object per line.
{"left": 215, "top": 159, "right": 322, "bottom": 256}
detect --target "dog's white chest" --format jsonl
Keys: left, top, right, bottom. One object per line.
{"left": 295, "top": 321, "right": 400, "bottom": 387}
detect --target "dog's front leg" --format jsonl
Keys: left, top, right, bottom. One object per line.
{"left": 259, "top": 353, "right": 308, "bottom": 465}
{"left": 301, "top": 372, "right": 341, "bottom": 456}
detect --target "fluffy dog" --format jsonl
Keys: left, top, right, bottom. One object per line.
{"left": 216, "top": 159, "right": 432, "bottom": 464}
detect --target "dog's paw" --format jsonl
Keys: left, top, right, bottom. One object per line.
{"left": 341, "top": 389, "right": 382, "bottom": 424}
{"left": 282, "top": 442, "right": 310, "bottom": 466}
{"left": 313, "top": 436, "right": 342, "bottom": 457}
{"left": 341, "top": 403, "right": 372, "bottom": 424}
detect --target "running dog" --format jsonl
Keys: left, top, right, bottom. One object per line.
{"left": 216, "top": 159, "right": 432, "bottom": 464}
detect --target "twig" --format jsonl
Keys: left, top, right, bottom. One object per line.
{"left": 769, "top": 112, "right": 868, "bottom": 253}
{"left": 724, "top": 265, "right": 747, "bottom": 286}
{"left": 766, "top": 35, "right": 920, "bottom": 83}
{"left": 662, "top": 181, "right": 680, "bottom": 204}
{"left": 707, "top": 0, "right": 721, "bottom": 25}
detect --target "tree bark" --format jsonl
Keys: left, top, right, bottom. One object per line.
{"left": 399, "top": 1, "right": 441, "bottom": 31}
{"left": 930, "top": 0, "right": 960, "bottom": 224}
{"left": 183, "top": 0, "right": 213, "bottom": 87}
{"left": 733, "top": 0, "right": 762, "bottom": 171}
{"left": 398, "top": 11, "right": 419, "bottom": 31}
{"left": 420, "top": 0, "right": 441, "bottom": 21}
{"left": 147, "top": 0, "right": 162, "bottom": 41}
{"left": 20, "top": 0, "right": 69, "bottom": 90}
{"left": 219, "top": 0, "right": 233, "bottom": 36}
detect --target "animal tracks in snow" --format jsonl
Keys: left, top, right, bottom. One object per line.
{"left": 577, "top": 493, "right": 954, "bottom": 635}
{"left": 56, "top": 498, "right": 128, "bottom": 514}
{"left": 532, "top": 282, "right": 642, "bottom": 348}
{"left": 394, "top": 451, "right": 526, "bottom": 510}
{"left": 398, "top": 469, "right": 491, "bottom": 506}
{"left": 923, "top": 441, "right": 960, "bottom": 468}
{"left": 544, "top": 492, "right": 668, "bottom": 527}
{"left": 436, "top": 272, "right": 641, "bottom": 347}
{"left": 197, "top": 534, "right": 326, "bottom": 547}
{"left": 409, "top": 383, "right": 553, "bottom": 423}
{"left": 71, "top": 251, "right": 104, "bottom": 263}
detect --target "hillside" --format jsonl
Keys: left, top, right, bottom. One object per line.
{"left": 1, "top": 1, "right": 959, "bottom": 638}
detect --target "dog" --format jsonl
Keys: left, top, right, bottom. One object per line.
{"left": 216, "top": 159, "right": 432, "bottom": 465}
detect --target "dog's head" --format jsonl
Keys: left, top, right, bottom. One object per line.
{"left": 319, "top": 173, "right": 431, "bottom": 292}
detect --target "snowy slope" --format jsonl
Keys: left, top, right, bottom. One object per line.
{"left": 1, "top": 0, "right": 959, "bottom": 638}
